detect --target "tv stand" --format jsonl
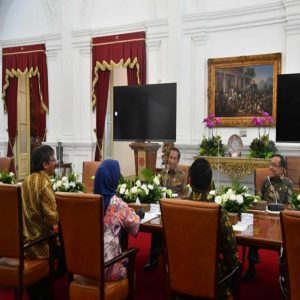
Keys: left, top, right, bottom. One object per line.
{"left": 129, "top": 142, "right": 161, "bottom": 176}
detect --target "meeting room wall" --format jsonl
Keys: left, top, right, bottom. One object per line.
{"left": 0, "top": 0, "right": 300, "bottom": 182}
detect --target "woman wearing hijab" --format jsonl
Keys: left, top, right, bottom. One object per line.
{"left": 93, "top": 159, "right": 140, "bottom": 281}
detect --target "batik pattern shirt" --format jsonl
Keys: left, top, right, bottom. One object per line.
{"left": 189, "top": 191, "right": 239, "bottom": 298}
{"left": 22, "top": 171, "right": 58, "bottom": 259}
{"left": 104, "top": 195, "right": 140, "bottom": 281}
{"left": 260, "top": 175, "right": 293, "bottom": 204}
{"left": 161, "top": 167, "right": 187, "bottom": 197}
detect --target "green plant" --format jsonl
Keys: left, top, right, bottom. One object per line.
{"left": 117, "top": 168, "right": 172, "bottom": 204}
{"left": 207, "top": 181, "right": 261, "bottom": 213}
{"left": 291, "top": 192, "right": 300, "bottom": 210}
{"left": 0, "top": 171, "right": 15, "bottom": 184}
{"left": 199, "top": 135, "right": 225, "bottom": 156}
{"left": 249, "top": 111, "right": 277, "bottom": 159}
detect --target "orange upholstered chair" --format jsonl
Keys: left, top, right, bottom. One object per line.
{"left": 280, "top": 210, "right": 300, "bottom": 300}
{"left": 0, "top": 184, "right": 56, "bottom": 300}
{"left": 254, "top": 167, "right": 270, "bottom": 195}
{"left": 0, "top": 157, "right": 13, "bottom": 172}
{"left": 160, "top": 198, "right": 240, "bottom": 299}
{"left": 82, "top": 161, "right": 102, "bottom": 193}
{"left": 286, "top": 156, "right": 300, "bottom": 192}
{"left": 55, "top": 192, "right": 138, "bottom": 300}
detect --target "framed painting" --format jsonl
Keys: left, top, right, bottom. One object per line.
{"left": 208, "top": 53, "right": 281, "bottom": 127}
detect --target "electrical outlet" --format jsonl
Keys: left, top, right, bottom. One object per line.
{"left": 240, "top": 129, "right": 247, "bottom": 137}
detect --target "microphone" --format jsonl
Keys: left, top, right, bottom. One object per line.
{"left": 266, "top": 176, "right": 284, "bottom": 211}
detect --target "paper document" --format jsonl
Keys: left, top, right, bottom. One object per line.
{"left": 232, "top": 222, "right": 249, "bottom": 232}
{"left": 141, "top": 212, "right": 159, "bottom": 224}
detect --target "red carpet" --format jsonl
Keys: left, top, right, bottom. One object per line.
{"left": 0, "top": 232, "right": 282, "bottom": 300}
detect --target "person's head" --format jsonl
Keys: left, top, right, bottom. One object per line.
{"left": 31, "top": 145, "right": 56, "bottom": 176}
{"left": 269, "top": 154, "right": 286, "bottom": 178}
{"left": 190, "top": 158, "right": 212, "bottom": 193}
{"left": 167, "top": 147, "right": 181, "bottom": 170}
{"left": 94, "top": 159, "right": 121, "bottom": 213}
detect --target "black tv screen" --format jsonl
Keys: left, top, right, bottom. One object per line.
{"left": 276, "top": 74, "right": 300, "bottom": 143}
{"left": 113, "top": 83, "right": 176, "bottom": 141}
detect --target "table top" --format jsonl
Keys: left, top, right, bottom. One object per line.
{"left": 140, "top": 210, "right": 282, "bottom": 250}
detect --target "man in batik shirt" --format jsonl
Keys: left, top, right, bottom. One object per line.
{"left": 188, "top": 158, "right": 239, "bottom": 299}
{"left": 144, "top": 147, "right": 187, "bottom": 271}
{"left": 243, "top": 154, "right": 293, "bottom": 282}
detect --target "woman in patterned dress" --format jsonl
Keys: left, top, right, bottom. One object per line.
{"left": 93, "top": 159, "right": 140, "bottom": 280}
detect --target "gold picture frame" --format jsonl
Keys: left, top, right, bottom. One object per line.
{"left": 208, "top": 53, "right": 281, "bottom": 127}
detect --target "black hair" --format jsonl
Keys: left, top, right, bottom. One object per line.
{"left": 31, "top": 145, "right": 55, "bottom": 172}
{"left": 169, "top": 147, "right": 181, "bottom": 161}
{"left": 190, "top": 158, "right": 212, "bottom": 193}
{"left": 272, "top": 154, "right": 286, "bottom": 170}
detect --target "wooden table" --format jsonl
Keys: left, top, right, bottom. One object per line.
{"left": 140, "top": 210, "right": 282, "bottom": 251}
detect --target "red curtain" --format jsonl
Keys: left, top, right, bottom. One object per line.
{"left": 2, "top": 44, "right": 49, "bottom": 156}
{"left": 92, "top": 31, "right": 146, "bottom": 160}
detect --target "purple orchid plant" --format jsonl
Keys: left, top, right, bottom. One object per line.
{"left": 251, "top": 111, "right": 274, "bottom": 138}
{"left": 203, "top": 113, "right": 220, "bottom": 137}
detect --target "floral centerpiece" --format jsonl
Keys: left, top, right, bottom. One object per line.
{"left": 200, "top": 113, "right": 225, "bottom": 156}
{"left": 249, "top": 111, "right": 277, "bottom": 159}
{"left": 51, "top": 171, "right": 85, "bottom": 193}
{"left": 207, "top": 181, "right": 261, "bottom": 214}
{"left": 291, "top": 191, "right": 300, "bottom": 210}
{"left": 0, "top": 171, "right": 16, "bottom": 184}
{"left": 117, "top": 168, "right": 172, "bottom": 204}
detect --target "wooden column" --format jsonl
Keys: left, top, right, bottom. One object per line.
{"left": 129, "top": 142, "right": 161, "bottom": 176}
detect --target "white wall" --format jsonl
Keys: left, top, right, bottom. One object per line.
{"left": 1, "top": 0, "right": 300, "bottom": 183}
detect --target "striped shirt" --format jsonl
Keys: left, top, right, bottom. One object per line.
{"left": 22, "top": 171, "right": 58, "bottom": 259}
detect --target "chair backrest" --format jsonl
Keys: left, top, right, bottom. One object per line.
{"left": 0, "top": 157, "right": 13, "bottom": 172}
{"left": 55, "top": 192, "right": 103, "bottom": 281}
{"left": 178, "top": 164, "right": 190, "bottom": 183}
{"left": 280, "top": 210, "right": 300, "bottom": 300}
{"left": 286, "top": 157, "right": 300, "bottom": 191}
{"left": 0, "top": 184, "right": 22, "bottom": 258}
{"left": 254, "top": 167, "right": 270, "bottom": 195}
{"left": 160, "top": 198, "right": 220, "bottom": 298}
{"left": 82, "top": 161, "right": 102, "bottom": 193}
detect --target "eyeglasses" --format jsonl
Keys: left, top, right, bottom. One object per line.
{"left": 269, "top": 162, "right": 281, "bottom": 168}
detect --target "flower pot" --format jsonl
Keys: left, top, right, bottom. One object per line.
{"left": 227, "top": 212, "right": 239, "bottom": 225}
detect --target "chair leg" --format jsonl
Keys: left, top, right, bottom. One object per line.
{"left": 14, "top": 288, "right": 23, "bottom": 300}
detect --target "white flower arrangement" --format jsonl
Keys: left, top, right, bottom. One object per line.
{"left": 117, "top": 170, "right": 172, "bottom": 204}
{"left": 207, "top": 181, "right": 260, "bottom": 213}
{"left": 291, "top": 192, "right": 300, "bottom": 210}
{"left": 51, "top": 172, "right": 85, "bottom": 193}
{"left": 0, "top": 171, "right": 16, "bottom": 184}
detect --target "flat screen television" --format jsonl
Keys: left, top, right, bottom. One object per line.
{"left": 113, "top": 83, "right": 176, "bottom": 141}
{"left": 276, "top": 74, "right": 300, "bottom": 143}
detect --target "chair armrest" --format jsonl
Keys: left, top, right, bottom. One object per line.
{"left": 104, "top": 247, "right": 138, "bottom": 268}
{"left": 24, "top": 231, "right": 58, "bottom": 249}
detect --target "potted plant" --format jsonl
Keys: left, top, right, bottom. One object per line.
{"left": 207, "top": 181, "right": 261, "bottom": 224}
{"left": 117, "top": 168, "right": 172, "bottom": 205}
{"left": 0, "top": 171, "right": 16, "bottom": 184}
{"left": 51, "top": 171, "right": 85, "bottom": 193}
{"left": 291, "top": 191, "right": 300, "bottom": 210}
{"left": 199, "top": 113, "right": 225, "bottom": 156}
{"left": 249, "top": 111, "right": 277, "bottom": 159}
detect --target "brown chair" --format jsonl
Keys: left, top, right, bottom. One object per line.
{"left": 254, "top": 167, "right": 270, "bottom": 195}
{"left": 280, "top": 210, "right": 300, "bottom": 300}
{"left": 0, "top": 184, "right": 56, "bottom": 300}
{"left": 55, "top": 192, "right": 138, "bottom": 300}
{"left": 82, "top": 161, "right": 102, "bottom": 193}
{"left": 160, "top": 198, "right": 240, "bottom": 300}
{"left": 286, "top": 156, "right": 300, "bottom": 192}
{"left": 178, "top": 164, "right": 190, "bottom": 183}
{"left": 0, "top": 157, "right": 13, "bottom": 172}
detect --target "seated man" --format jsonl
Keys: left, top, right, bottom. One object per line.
{"left": 22, "top": 145, "right": 65, "bottom": 299}
{"left": 189, "top": 158, "right": 239, "bottom": 299}
{"left": 144, "top": 147, "right": 187, "bottom": 271}
{"left": 243, "top": 154, "right": 293, "bottom": 282}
